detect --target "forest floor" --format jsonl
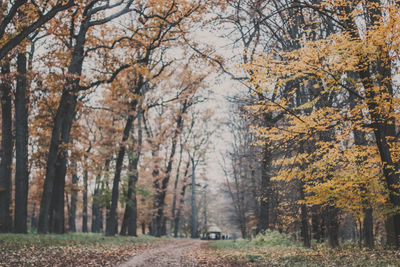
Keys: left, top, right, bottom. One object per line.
{"left": 0, "top": 233, "right": 171, "bottom": 266}
{"left": 2, "top": 232, "right": 400, "bottom": 266}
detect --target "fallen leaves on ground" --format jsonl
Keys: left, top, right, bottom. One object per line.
{"left": 206, "top": 241, "right": 400, "bottom": 267}
{"left": 0, "top": 233, "right": 168, "bottom": 267}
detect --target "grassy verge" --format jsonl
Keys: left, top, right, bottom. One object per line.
{"left": 207, "top": 231, "right": 400, "bottom": 266}
{"left": 0, "top": 233, "right": 166, "bottom": 267}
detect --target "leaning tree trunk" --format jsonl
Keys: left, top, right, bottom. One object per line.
{"left": 0, "top": 62, "right": 13, "bottom": 233}
{"left": 14, "top": 52, "right": 29, "bottom": 233}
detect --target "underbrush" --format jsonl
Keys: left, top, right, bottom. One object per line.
{"left": 0, "top": 233, "right": 165, "bottom": 267}
{"left": 208, "top": 231, "right": 400, "bottom": 266}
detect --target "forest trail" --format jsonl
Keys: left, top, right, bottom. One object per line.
{"left": 119, "top": 239, "right": 212, "bottom": 267}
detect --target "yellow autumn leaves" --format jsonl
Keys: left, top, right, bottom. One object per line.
{"left": 245, "top": 1, "right": 400, "bottom": 219}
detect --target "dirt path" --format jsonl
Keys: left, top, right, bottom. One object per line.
{"left": 119, "top": 239, "right": 210, "bottom": 267}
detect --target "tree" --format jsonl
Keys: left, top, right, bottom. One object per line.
{"left": 242, "top": 0, "right": 400, "bottom": 248}
{"left": 0, "top": 61, "right": 12, "bottom": 232}
{"left": 14, "top": 50, "right": 29, "bottom": 233}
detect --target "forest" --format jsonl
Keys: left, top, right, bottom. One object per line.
{"left": 1, "top": 0, "right": 400, "bottom": 266}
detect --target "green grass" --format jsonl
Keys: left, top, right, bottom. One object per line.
{"left": 207, "top": 231, "right": 400, "bottom": 267}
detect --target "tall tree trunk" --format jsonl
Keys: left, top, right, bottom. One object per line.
{"left": 190, "top": 157, "right": 197, "bottom": 238}
{"left": 257, "top": 144, "right": 270, "bottom": 233}
{"left": 0, "top": 62, "right": 12, "bottom": 232}
{"left": 170, "top": 141, "right": 183, "bottom": 234}
{"left": 68, "top": 171, "right": 78, "bottom": 232}
{"left": 82, "top": 169, "right": 88, "bottom": 232}
{"left": 14, "top": 52, "right": 29, "bottom": 233}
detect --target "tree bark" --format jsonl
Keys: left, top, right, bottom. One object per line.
{"left": 14, "top": 52, "right": 29, "bottom": 233}
{"left": 0, "top": 62, "right": 12, "bottom": 232}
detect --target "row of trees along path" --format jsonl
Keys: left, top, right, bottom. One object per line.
{"left": 0, "top": 0, "right": 214, "bottom": 239}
